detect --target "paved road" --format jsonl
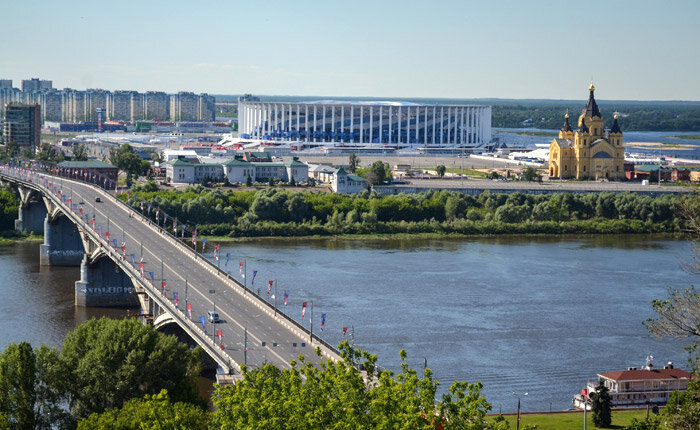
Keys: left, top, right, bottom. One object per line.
{"left": 2, "top": 167, "right": 338, "bottom": 373}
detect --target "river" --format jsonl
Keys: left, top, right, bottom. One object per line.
{"left": 0, "top": 236, "right": 695, "bottom": 412}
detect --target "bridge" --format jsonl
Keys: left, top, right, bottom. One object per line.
{"left": 0, "top": 163, "right": 342, "bottom": 379}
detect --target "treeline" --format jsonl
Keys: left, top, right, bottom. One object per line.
{"left": 492, "top": 102, "right": 700, "bottom": 131}
{"left": 0, "top": 186, "right": 19, "bottom": 233}
{"left": 124, "top": 186, "right": 684, "bottom": 237}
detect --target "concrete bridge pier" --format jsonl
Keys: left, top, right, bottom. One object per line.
{"left": 75, "top": 254, "right": 140, "bottom": 308}
{"left": 39, "top": 214, "right": 85, "bottom": 266}
{"left": 14, "top": 187, "right": 47, "bottom": 234}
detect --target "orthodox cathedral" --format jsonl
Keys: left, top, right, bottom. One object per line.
{"left": 548, "top": 84, "right": 624, "bottom": 179}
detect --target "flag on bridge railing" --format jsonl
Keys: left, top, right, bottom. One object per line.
{"left": 216, "top": 330, "right": 223, "bottom": 349}
{"left": 321, "top": 314, "right": 326, "bottom": 331}
{"left": 98, "top": 225, "right": 102, "bottom": 237}
{"left": 181, "top": 225, "right": 185, "bottom": 238}
{"left": 187, "top": 303, "right": 192, "bottom": 320}
{"left": 251, "top": 270, "right": 257, "bottom": 287}
{"left": 161, "top": 280, "right": 166, "bottom": 295}
{"left": 131, "top": 254, "right": 135, "bottom": 266}
{"left": 301, "top": 302, "right": 308, "bottom": 320}
{"left": 192, "top": 231, "right": 197, "bottom": 246}
{"left": 267, "top": 280, "right": 272, "bottom": 297}
{"left": 149, "top": 272, "right": 154, "bottom": 284}
{"left": 155, "top": 208, "right": 159, "bottom": 220}
{"left": 173, "top": 217, "right": 177, "bottom": 233}
{"left": 163, "top": 213, "right": 168, "bottom": 224}
{"left": 342, "top": 327, "right": 348, "bottom": 340}
{"left": 200, "top": 316, "right": 206, "bottom": 333}
{"left": 214, "top": 244, "right": 219, "bottom": 261}
{"left": 148, "top": 203, "right": 152, "bottom": 215}
{"left": 225, "top": 253, "right": 230, "bottom": 267}
{"left": 112, "top": 239, "right": 117, "bottom": 247}
{"left": 139, "top": 263, "right": 144, "bottom": 278}
{"left": 284, "top": 290, "right": 288, "bottom": 306}
{"left": 202, "top": 238, "right": 207, "bottom": 252}
{"left": 238, "top": 262, "right": 244, "bottom": 278}
{"left": 173, "top": 292, "right": 178, "bottom": 308}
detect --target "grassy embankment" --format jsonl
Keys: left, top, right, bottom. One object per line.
{"left": 489, "top": 409, "right": 650, "bottom": 430}
{"left": 667, "top": 134, "right": 700, "bottom": 140}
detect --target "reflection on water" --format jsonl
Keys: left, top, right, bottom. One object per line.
{"left": 1, "top": 236, "right": 695, "bottom": 412}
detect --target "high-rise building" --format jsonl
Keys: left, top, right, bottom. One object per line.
{"left": 107, "top": 91, "right": 133, "bottom": 121}
{"left": 130, "top": 92, "right": 145, "bottom": 121}
{"left": 0, "top": 88, "right": 21, "bottom": 118}
{"left": 144, "top": 91, "right": 169, "bottom": 120}
{"left": 170, "top": 92, "right": 199, "bottom": 121}
{"left": 199, "top": 94, "right": 216, "bottom": 121}
{"left": 39, "top": 90, "right": 63, "bottom": 122}
{"left": 0, "top": 80, "right": 12, "bottom": 89}
{"left": 3, "top": 103, "right": 41, "bottom": 151}
{"left": 21, "top": 78, "right": 52, "bottom": 92}
{"left": 62, "top": 89, "right": 86, "bottom": 122}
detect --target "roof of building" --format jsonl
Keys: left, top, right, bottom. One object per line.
{"left": 348, "top": 174, "right": 366, "bottom": 182}
{"left": 165, "top": 158, "right": 197, "bottom": 167}
{"left": 561, "top": 114, "right": 573, "bottom": 133}
{"left": 578, "top": 117, "right": 589, "bottom": 134}
{"left": 610, "top": 116, "right": 622, "bottom": 134}
{"left": 599, "top": 367, "right": 691, "bottom": 382}
{"left": 585, "top": 87, "right": 602, "bottom": 118}
{"left": 634, "top": 165, "right": 687, "bottom": 173}
{"left": 336, "top": 167, "right": 347, "bottom": 175}
{"left": 244, "top": 151, "right": 272, "bottom": 161}
{"left": 58, "top": 160, "right": 117, "bottom": 169}
{"left": 553, "top": 138, "right": 574, "bottom": 148}
{"left": 285, "top": 158, "right": 307, "bottom": 167}
{"left": 592, "top": 151, "right": 613, "bottom": 158}
{"left": 222, "top": 157, "right": 249, "bottom": 167}
{"left": 308, "top": 164, "right": 336, "bottom": 173}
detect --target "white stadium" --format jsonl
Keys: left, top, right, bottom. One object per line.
{"left": 238, "top": 100, "right": 491, "bottom": 146}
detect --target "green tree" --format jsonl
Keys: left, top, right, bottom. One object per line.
{"left": 590, "top": 379, "right": 612, "bottom": 428}
{"left": 77, "top": 390, "right": 212, "bottom": 430}
{"left": 109, "top": 144, "right": 143, "bottom": 180}
{"left": 436, "top": 164, "right": 446, "bottom": 177}
{"left": 268, "top": 177, "right": 274, "bottom": 187}
{"left": 72, "top": 143, "right": 89, "bottom": 161}
{"left": 213, "top": 343, "right": 492, "bottom": 429}
{"left": 522, "top": 166, "right": 539, "bottom": 182}
{"left": 348, "top": 152, "right": 359, "bottom": 173}
{"left": 0, "top": 342, "right": 36, "bottom": 430}
{"left": 660, "top": 379, "right": 700, "bottom": 430}
{"left": 289, "top": 175, "right": 296, "bottom": 186}
{"left": 246, "top": 174, "right": 252, "bottom": 187}
{"left": 58, "top": 317, "right": 202, "bottom": 420}
{"left": 445, "top": 195, "right": 466, "bottom": 220}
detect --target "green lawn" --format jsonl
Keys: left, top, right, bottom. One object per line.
{"left": 489, "top": 409, "right": 650, "bottom": 429}
{"left": 424, "top": 167, "right": 488, "bottom": 178}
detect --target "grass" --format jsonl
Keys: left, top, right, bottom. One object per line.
{"left": 488, "top": 409, "right": 651, "bottom": 430}
{"left": 423, "top": 167, "right": 488, "bottom": 179}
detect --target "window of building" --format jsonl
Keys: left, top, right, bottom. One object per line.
{"left": 583, "top": 165, "right": 586, "bottom": 172}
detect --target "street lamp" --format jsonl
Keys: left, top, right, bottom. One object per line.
{"left": 513, "top": 391, "right": 528, "bottom": 430}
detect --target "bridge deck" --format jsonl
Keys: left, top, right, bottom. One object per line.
{"left": 1, "top": 166, "right": 342, "bottom": 374}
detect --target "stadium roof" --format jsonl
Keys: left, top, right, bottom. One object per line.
{"left": 299, "top": 100, "right": 428, "bottom": 107}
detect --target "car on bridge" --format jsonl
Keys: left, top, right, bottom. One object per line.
{"left": 207, "top": 311, "right": 220, "bottom": 323}
{"left": 94, "top": 197, "right": 101, "bottom": 203}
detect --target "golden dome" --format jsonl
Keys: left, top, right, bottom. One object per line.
{"left": 614, "top": 114, "right": 619, "bottom": 119}
{"left": 589, "top": 82, "right": 595, "bottom": 92}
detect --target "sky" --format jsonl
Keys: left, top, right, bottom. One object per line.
{"left": 2, "top": 0, "right": 699, "bottom": 101}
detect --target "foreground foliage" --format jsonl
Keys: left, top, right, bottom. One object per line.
{"left": 213, "top": 343, "right": 493, "bottom": 430}
{"left": 0, "top": 318, "right": 202, "bottom": 428}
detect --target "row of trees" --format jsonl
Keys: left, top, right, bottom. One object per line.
{"left": 0, "top": 186, "right": 19, "bottom": 233}
{"left": 124, "top": 187, "right": 684, "bottom": 238}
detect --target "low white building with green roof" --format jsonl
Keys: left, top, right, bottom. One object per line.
{"left": 332, "top": 167, "right": 368, "bottom": 193}
{"left": 165, "top": 156, "right": 308, "bottom": 184}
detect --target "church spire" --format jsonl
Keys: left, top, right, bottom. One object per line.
{"left": 561, "top": 110, "right": 573, "bottom": 133}
{"left": 610, "top": 114, "right": 622, "bottom": 134}
{"left": 578, "top": 117, "right": 589, "bottom": 134}
{"left": 585, "top": 83, "right": 601, "bottom": 118}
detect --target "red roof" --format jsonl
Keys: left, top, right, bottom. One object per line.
{"left": 599, "top": 368, "right": 691, "bottom": 382}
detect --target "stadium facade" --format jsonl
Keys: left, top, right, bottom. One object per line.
{"left": 238, "top": 100, "right": 491, "bottom": 146}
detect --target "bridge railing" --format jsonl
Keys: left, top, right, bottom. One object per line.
{"left": 2, "top": 164, "right": 342, "bottom": 362}
{"left": 0, "top": 166, "right": 241, "bottom": 374}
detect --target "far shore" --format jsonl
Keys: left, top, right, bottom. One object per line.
{"left": 625, "top": 141, "right": 696, "bottom": 150}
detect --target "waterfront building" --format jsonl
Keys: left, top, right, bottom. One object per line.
{"left": 549, "top": 84, "right": 624, "bottom": 180}
{"left": 3, "top": 103, "right": 41, "bottom": 151}
{"left": 21, "top": 78, "right": 52, "bottom": 92}
{"left": 332, "top": 167, "right": 367, "bottom": 193}
{"left": 238, "top": 100, "right": 492, "bottom": 146}
{"left": 573, "top": 361, "right": 691, "bottom": 409}
{"left": 165, "top": 155, "right": 309, "bottom": 184}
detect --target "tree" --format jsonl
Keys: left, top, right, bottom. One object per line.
{"left": 289, "top": 175, "right": 296, "bottom": 186}
{"left": 213, "top": 343, "right": 492, "bottom": 429}
{"left": 523, "top": 166, "right": 539, "bottom": 182}
{"left": 348, "top": 152, "right": 359, "bottom": 173}
{"left": 660, "top": 379, "right": 700, "bottom": 430}
{"left": 246, "top": 174, "right": 253, "bottom": 187}
{"left": 488, "top": 171, "right": 500, "bottom": 180}
{"left": 72, "top": 143, "right": 88, "bottom": 161}
{"left": 109, "top": 144, "right": 143, "bottom": 180}
{"left": 77, "top": 390, "right": 211, "bottom": 430}
{"left": 268, "top": 177, "right": 275, "bottom": 187}
{"left": 590, "top": 379, "right": 612, "bottom": 428}
{"left": 436, "top": 164, "right": 446, "bottom": 177}
{"left": 0, "top": 342, "right": 36, "bottom": 430}
{"left": 58, "top": 317, "right": 202, "bottom": 420}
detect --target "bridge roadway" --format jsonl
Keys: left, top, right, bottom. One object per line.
{"left": 1, "top": 166, "right": 341, "bottom": 375}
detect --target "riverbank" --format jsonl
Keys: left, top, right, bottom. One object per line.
{"left": 488, "top": 409, "right": 650, "bottom": 430}
{"left": 0, "top": 232, "right": 42, "bottom": 244}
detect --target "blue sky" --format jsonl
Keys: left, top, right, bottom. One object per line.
{"left": 3, "top": 0, "right": 698, "bottom": 100}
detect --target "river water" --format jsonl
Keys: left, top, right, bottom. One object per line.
{"left": 1, "top": 236, "right": 695, "bottom": 412}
